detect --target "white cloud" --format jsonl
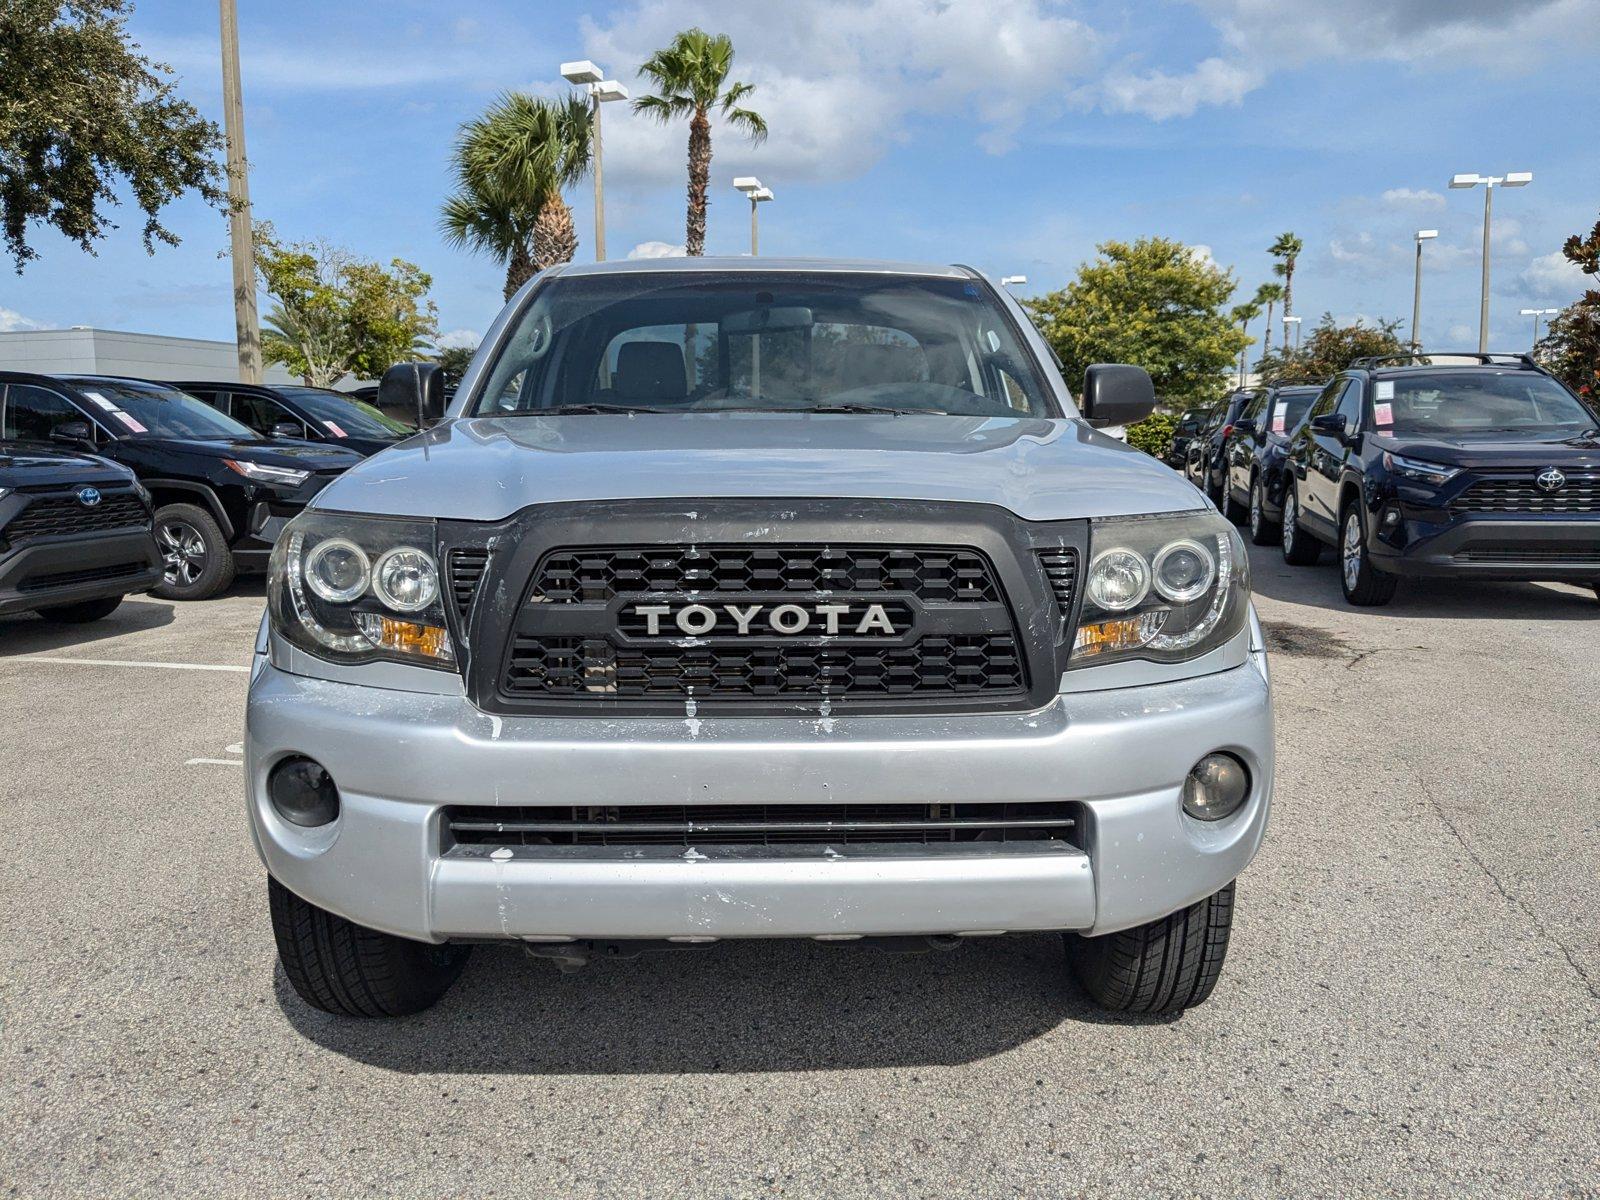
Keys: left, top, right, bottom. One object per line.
{"left": 1097, "top": 57, "right": 1262, "bottom": 121}
{"left": 436, "top": 327, "right": 481, "bottom": 349}
{"left": 0, "top": 307, "right": 50, "bottom": 332}
{"left": 1447, "top": 323, "right": 1476, "bottom": 344}
{"left": 627, "top": 240, "right": 687, "bottom": 259}
{"left": 1381, "top": 188, "right": 1446, "bottom": 209}
{"left": 1188, "top": 244, "right": 1217, "bottom": 268}
{"left": 1520, "top": 251, "right": 1589, "bottom": 302}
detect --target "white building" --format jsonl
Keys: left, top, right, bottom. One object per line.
{"left": 0, "top": 327, "right": 301, "bottom": 385}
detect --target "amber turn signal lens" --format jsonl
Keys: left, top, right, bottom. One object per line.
{"left": 1071, "top": 611, "right": 1166, "bottom": 658}
{"left": 354, "top": 614, "right": 455, "bottom": 662}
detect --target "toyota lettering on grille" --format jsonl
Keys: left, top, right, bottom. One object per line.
{"left": 631, "top": 601, "right": 898, "bottom": 638}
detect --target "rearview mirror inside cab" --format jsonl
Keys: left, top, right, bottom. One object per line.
{"left": 378, "top": 362, "right": 447, "bottom": 428}
{"left": 1080, "top": 364, "right": 1155, "bottom": 428}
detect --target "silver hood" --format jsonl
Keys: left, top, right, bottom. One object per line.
{"left": 312, "top": 413, "right": 1205, "bottom": 523}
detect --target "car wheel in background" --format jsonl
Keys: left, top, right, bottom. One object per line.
{"left": 269, "top": 877, "right": 472, "bottom": 1017}
{"left": 1280, "top": 486, "right": 1321, "bottom": 565}
{"left": 32, "top": 596, "right": 125, "bottom": 624}
{"left": 1223, "top": 478, "right": 1249, "bottom": 524}
{"left": 1340, "top": 506, "right": 1399, "bottom": 606}
{"left": 1066, "top": 882, "right": 1235, "bottom": 1014}
{"left": 152, "top": 503, "right": 235, "bottom": 601}
{"left": 1248, "top": 475, "right": 1279, "bottom": 546}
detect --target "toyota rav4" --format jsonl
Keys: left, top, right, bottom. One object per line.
{"left": 247, "top": 259, "right": 1274, "bottom": 1018}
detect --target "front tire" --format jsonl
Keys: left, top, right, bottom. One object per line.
{"left": 153, "top": 503, "right": 235, "bottom": 601}
{"left": 1067, "top": 882, "right": 1236, "bottom": 1014}
{"left": 268, "top": 877, "right": 471, "bottom": 1017}
{"left": 1280, "top": 485, "right": 1321, "bottom": 565}
{"left": 1340, "top": 506, "right": 1398, "bottom": 606}
{"left": 34, "top": 596, "right": 123, "bottom": 623}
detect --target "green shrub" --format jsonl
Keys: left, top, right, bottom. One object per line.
{"left": 1124, "top": 410, "right": 1177, "bottom": 458}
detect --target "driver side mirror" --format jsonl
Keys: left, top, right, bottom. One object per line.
{"left": 1232, "top": 417, "right": 1257, "bottom": 436}
{"left": 50, "top": 420, "right": 94, "bottom": 446}
{"left": 379, "top": 362, "right": 447, "bottom": 428}
{"left": 1080, "top": 364, "right": 1155, "bottom": 427}
{"left": 1310, "top": 413, "right": 1350, "bottom": 442}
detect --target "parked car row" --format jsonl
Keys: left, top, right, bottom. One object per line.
{"left": 0, "top": 375, "right": 411, "bottom": 620}
{"left": 1170, "top": 354, "right": 1600, "bottom": 606}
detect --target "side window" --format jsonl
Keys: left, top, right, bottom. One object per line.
{"left": 232, "top": 394, "right": 301, "bottom": 435}
{"left": 3, "top": 384, "right": 85, "bottom": 441}
{"left": 1334, "top": 380, "right": 1364, "bottom": 429}
{"left": 1310, "top": 379, "right": 1344, "bottom": 419}
{"left": 1244, "top": 391, "right": 1270, "bottom": 422}
{"left": 187, "top": 388, "right": 230, "bottom": 413}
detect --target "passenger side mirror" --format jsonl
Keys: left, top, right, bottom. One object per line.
{"left": 50, "top": 420, "right": 94, "bottom": 446}
{"left": 1309, "top": 413, "right": 1349, "bottom": 442}
{"left": 270, "top": 422, "right": 303, "bottom": 439}
{"left": 1233, "top": 417, "right": 1257, "bottom": 436}
{"left": 378, "top": 362, "right": 447, "bottom": 428}
{"left": 1080, "top": 364, "right": 1155, "bottom": 427}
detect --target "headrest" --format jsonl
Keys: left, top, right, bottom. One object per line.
{"left": 613, "top": 341, "right": 687, "bottom": 400}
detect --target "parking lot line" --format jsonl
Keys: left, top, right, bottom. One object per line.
{"left": 2, "top": 654, "right": 249, "bottom": 673}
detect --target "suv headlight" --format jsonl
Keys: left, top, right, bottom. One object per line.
{"left": 1382, "top": 451, "right": 1460, "bottom": 486}
{"left": 1070, "top": 510, "right": 1249, "bottom": 666}
{"left": 268, "top": 511, "right": 455, "bottom": 669}
{"left": 225, "top": 458, "right": 311, "bottom": 486}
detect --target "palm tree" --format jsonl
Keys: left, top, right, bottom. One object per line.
{"left": 1255, "top": 282, "right": 1285, "bottom": 360}
{"left": 1269, "top": 232, "right": 1303, "bottom": 318}
{"left": 441, "top": 93, "right": 591, "bottom": 299}
{"left": 1230, "top": 299, "right": 1262, "bottom": 387}
{"left": 633, "top": 28, "right": 767, "bottom": 256}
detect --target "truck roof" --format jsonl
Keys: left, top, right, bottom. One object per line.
{"left": 551, "top": 256, "right": 971, "bottom": 279}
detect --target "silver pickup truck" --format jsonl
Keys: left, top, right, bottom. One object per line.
{"left": 246, "top": 259, "right": 1273, "bottom": 1018}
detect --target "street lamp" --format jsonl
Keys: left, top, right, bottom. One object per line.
{"left": 1519, "top": 307, "right": 1560, "bottom": 346}
{"left": 1000, "top": 275, "right": 1028, "bottom": 287}
{"left": 1449, "top": 171, "right": 1532, "bottom": 353}
{"left": 732, "top": 177, "right": 773, "bottom": 255}
{"left": 1282, "top": 314, "right": 1302, "bottom": 352}
{"left": 561, "top": 60, "right": 629, "bottom": 262}
{"left": 1410, "top": 229, "right": 1437, "bottom": 352}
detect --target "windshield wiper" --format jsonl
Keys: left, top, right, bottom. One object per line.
{"left": 533, "top": 403, "right": 660, "bottom": 415}
{"left": 802, "top": 403, "right": 928, "bottom": 415}
{"left": 1560, "top": 427, "right": 1600, "bottom": 444}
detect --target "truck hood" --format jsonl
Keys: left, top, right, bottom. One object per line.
{"left": 313, "top": 413, "right": 1205, "bottom": 522}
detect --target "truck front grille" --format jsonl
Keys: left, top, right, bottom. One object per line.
{"left": 1450, "top": 475, "right": 1600, "bottom": 515}
{"left": 444, "top": 801, "right": 1078, "bottom": 848}
{"left": 2, "top": 493, "right": 148, "bottom": 542}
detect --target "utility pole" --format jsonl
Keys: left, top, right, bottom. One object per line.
{"left": 219, "top": 0, "right": 261, "bottom": 383}
{"left": 1410, "top": 230, "right": 1436, "bottom": 352}
{"left": 1449, "top": 171, "right": 1531, "bottom": 354}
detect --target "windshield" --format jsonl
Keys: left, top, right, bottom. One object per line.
{"left": 1378, "top": 371, "right": 1597, "bottom": 439}
{"left": 73, "top": 381, "right": 255, "bottom": 439}
{"left": 472, "top": 271, "right": 1058, "bottom": 418}
{"left": 279, "top": 387, "right": 410, "bottom": 439}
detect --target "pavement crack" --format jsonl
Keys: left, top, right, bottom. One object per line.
{"left": 1415, "top": 777, "right": 1600, "bottom": 1006}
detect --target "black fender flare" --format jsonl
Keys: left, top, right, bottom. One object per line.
{"left": 142, "top": 478, "right": 235, "bottom": 540}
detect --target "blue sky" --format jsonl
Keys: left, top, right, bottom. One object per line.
{"left": 4, "top": 0, "right": 1597, "bottom": 361}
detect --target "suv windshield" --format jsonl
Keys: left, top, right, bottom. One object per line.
{"left": 473, "top": 271, "right": 1057, "bottom": 418}
{"left": 279, "top": 387, "right": 410, "bottom": 439}
{"left": 1379, "top": 371, "right": 1596, "bottom": 439}
{"left": 73, "top": 380, "right": 255, "bottom": 440}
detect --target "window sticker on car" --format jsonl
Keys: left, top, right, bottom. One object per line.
{"left": 1272, "top": 402, "right": 1288, "bottom": 432}
{"left": 1375, "top": 402, "right": 1394, "bottom": 427}
{"left": 323, "top": 420, "right": 347, "bottom": 437}
{"left": 112, "top": 410, "right": 148, "bottom": 433}
{"left": 1376, "top": 381, "right": 1395, "bottom": 400}
{"left": 82, "top": 392, "right": 119, "bottom": 412}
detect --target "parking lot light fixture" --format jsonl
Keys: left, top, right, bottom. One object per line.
{"left": 1411, "top": 230, "right": 1438, "bottom": 352}
{"left": 733, "top": 178, "right": 773, "bottom": 255}
{"left": 1001, "top": 275, "right": 1028, "bottom": 287}
{"left": 561, "top": 62, "right": 628, "bottom": 261}
{"left": 1519, "top": 307, "right": 1560, "bottom": 345}
{"left": 1448, "top": 171, "right": 1533, "bottom": 352}
{"left": 1282, "top": 314, "right": 1302, "bottom": 351}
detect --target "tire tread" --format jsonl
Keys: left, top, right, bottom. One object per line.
{"left": 1067, "top": 881, "right": 1236, "bottom": 1014}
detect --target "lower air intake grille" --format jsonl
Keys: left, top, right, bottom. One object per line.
{"left": 1036, "top": 549, "right": 1079, "bottom": 616}
{"left": 447, "top": 548, "right": 490, "bottom": 621}
{"left": 445, "top": 801, "right": 1078, "bottom": 848}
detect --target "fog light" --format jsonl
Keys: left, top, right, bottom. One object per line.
{"left": 1182, "top": 753, "right": 1250, "bottom": 821}
{"left": 268, "top": 756, "right": 340, "bottom": 827}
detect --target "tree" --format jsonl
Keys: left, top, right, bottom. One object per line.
{"left": 1534, "top": 212, "right": 1600, "bottom": 401}
{"left": 1024, "top": 237, "right": 1249, "bottom": 407}
{"left": 254, "top": 226, "right": 438, "bottom": 386}
{"left": 633, "top": 28, "right": 767, "bottom": 256}
{"left": 1, "top": 0, "right": 224, "bottom": 270}
{"left": 435, "top": 342, "right": 477, "bottom": 384}
{"left": 1230, "top": 298, "right": 1262, "bottom": 386}
{"left": 1255, "top": 314, "right": 1405, "bottom": 385}
{"left": 1269, "top": 232, "right": 1303, "bottom": 318}
{"left": 1254, "top": 282, "right": 1284, "bottom": 362}
{"left": 441, "top": 93, "right": 591, "bottom": 299}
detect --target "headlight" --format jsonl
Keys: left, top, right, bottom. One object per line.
{"left": 224, "top": 458, "right": 311, "bottom": 486}
{"left": 1382, "top": 452, "right": 1460, "bottom": 486}
{"left": 1070, "top": 510, "right": 1249, "bottom": 667}
{"left": 268, "top": 511, "right": 455, "bottom": 669}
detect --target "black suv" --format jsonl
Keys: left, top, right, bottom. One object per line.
{"left": 0, "top": 373, "right": 362, "bottom": 600}
{"left": 1221, "top": 383, "right": 1323, "bottom": 543}
{"left": 172, "top": 381, "right": 412, "bottom": 457}
{"left": 0, "top": 436, "right": 160, "bottom": 623}
{"left": 1185, "top": 390, "right": 1253, "bottom": 503}
{"left": 1279, "top": 354, "right": 1600, "bottom": 605}
{"left": 1165, "top": 403, "right": 1215, "bottom": 469}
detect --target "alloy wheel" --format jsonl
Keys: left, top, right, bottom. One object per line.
{"left": 1282, "top": 492, "right": 1296, "bottom": 553}
{"left": 1250, "top": 479, "right": 1263, "bottom": 538}
{"left": 158, "top": 520, "right": 207, "bottom": 587}
{"left": 1342, "top": 511, "right": 1363, "bottom": 592}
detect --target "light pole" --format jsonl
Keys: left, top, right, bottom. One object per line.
{"left": 561, "top": 61, "right": 628, "bottom": 261}
{"left": 219, "top": 0, "right": 261, "bottom": 383}
{"left": 1410, "top": 229, "right": 1437, "bottom": 352}
{"left": 1282, "top": 315, "right": 1302, "bottom": 353}
{"left": 1519, "top": 307, "right": 1559, "bottom": 346}
{"left": 1449, "top": 171, "right": 1532, "bottom": 352}
{"left": 732, "top": 177, "right": 773, "bottom": 255}
{"left": 1000, "top": 275, "right": 1028, "bottom": 287}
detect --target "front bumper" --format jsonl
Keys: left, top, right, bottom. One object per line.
{"left": 1370, "top": 514, "right": 1600, "bottom": 580}
{"left": 0, "top": 529, "right": 162, "bottom": 616}
{"left": 246, "top": 638, "right": 1275, "bottom": 945}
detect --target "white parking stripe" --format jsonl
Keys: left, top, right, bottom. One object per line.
{"left": 185, "top": 758, "right": 244, "bottom": 766}
{"left": 2, "top": 655, "right": 248, "bottom": 673}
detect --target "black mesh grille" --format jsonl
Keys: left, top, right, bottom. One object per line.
{"left": 17, "top": 562, "right": 147, "bottom": 593}
{"left": 1450, "top": 475, "right": 1600, "bottom": 515}
{"left": 2, "top": 493, "right": 148, "bottom": 541}
{"left": 445, "top": 801, "right": 1078, "bottom": 847}
{"left": 1454, "top": 547, "right": 1600, "bottom": 564}
{"left": 447, "top": 548, "right": 490, "bottom": 621}
{"left": 1037, "top": 549, "right": 1079, "bottom": 616}
{"left": 504, "top": 634, "right": 1023, "bottom": 699}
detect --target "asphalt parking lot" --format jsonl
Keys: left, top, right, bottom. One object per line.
{"left": 2, "top": 543, "right": 1596, "bottom": 1198}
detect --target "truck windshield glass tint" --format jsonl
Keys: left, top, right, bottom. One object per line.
{"left": 279, "top": 388, "right": 411, "bottom": 438}
{"left": 77, "top": 382, "right": 256, "bottom": 440}
{"left": 473, "top": 272, "right": 1057, "bottom": 418}
{"left": 1379, "top": 372, "right": 1597, "bottom": 438}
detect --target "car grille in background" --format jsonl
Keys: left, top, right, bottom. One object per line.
{"left": 1036, "top": 549, "right": 1079, "bottom": 618}
{"left": 17, "top": 562, "right": 147, "bottom": 593}
{"left": 1450, "top": 475, "right": 1600, "bottom": 515}
{"left": 2, "top": 493, "right": 147, "bottom": 542}
{"left": 447, "top": 548, "right": 490, "bottom": 622}
{"left": 444, "top": 801, "right": 1078, "bottom": 848}
{"left": 1453, "top": 548, "right": 1600, "bottom": 564}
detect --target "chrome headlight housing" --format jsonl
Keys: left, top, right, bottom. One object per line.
{"left": 1070, "top": 510, "right": 1249, "bottom": 666}
{"left": 268, "top": 511, "right": 455, "bottom": 669}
